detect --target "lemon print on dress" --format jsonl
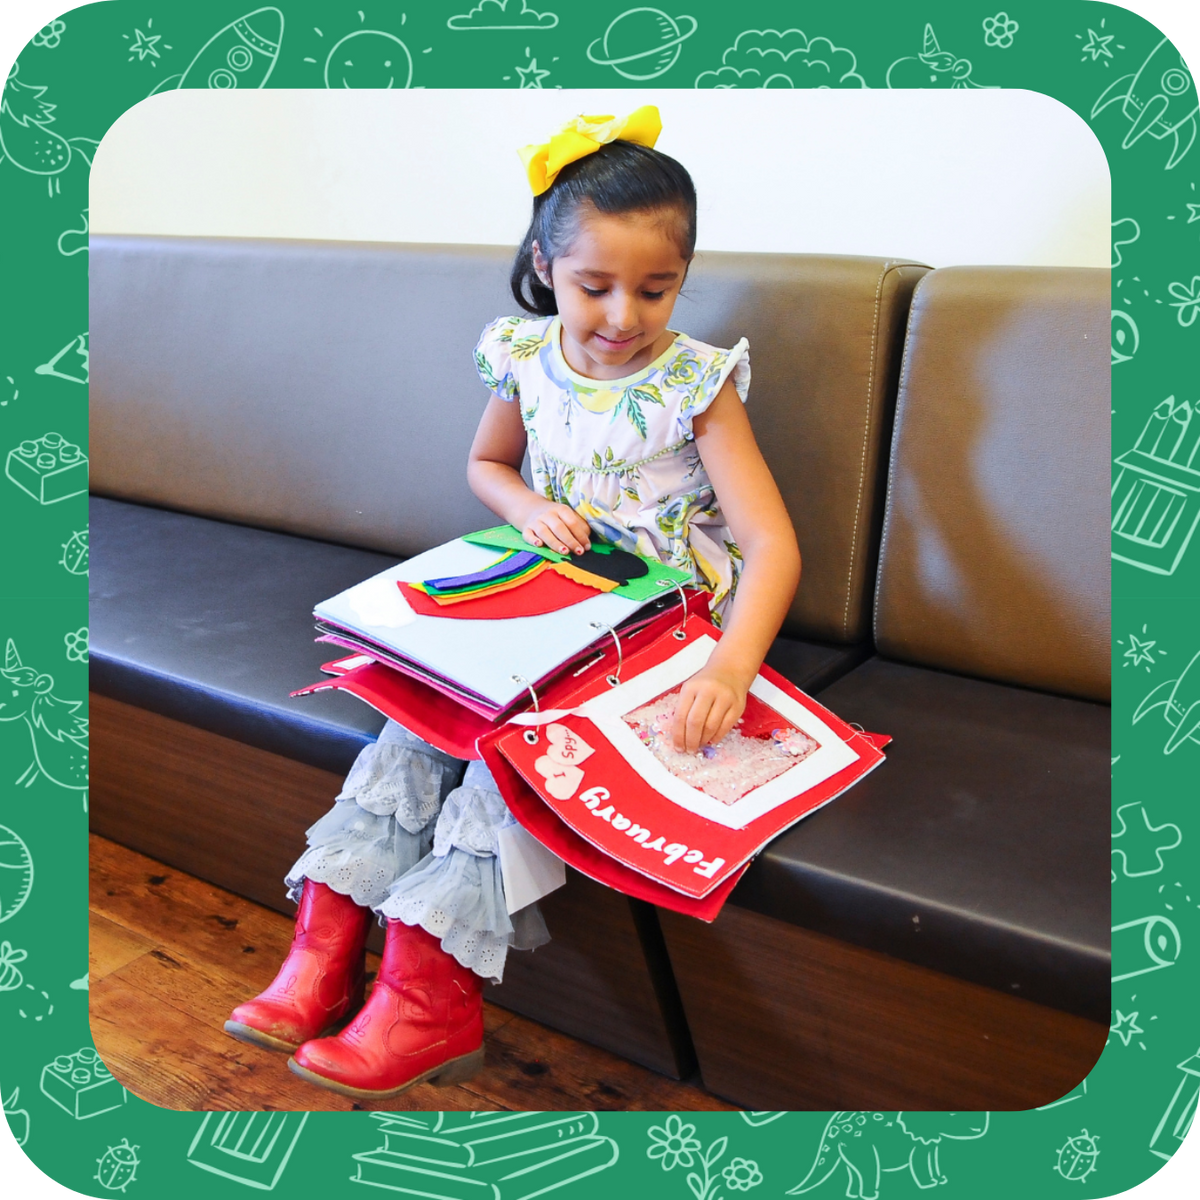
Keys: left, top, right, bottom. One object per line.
{"left": 577, "top": 386, "right": 623, "bottom": 414}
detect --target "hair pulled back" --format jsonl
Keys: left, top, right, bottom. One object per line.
{"left": 510, "top": 139, "right": 697, "bottom": 317}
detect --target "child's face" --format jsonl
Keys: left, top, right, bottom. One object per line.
{"left": 536, "top": 207, "right": 690, "bottom": 381}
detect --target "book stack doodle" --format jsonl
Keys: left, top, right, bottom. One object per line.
{"left": 350, "top": 1110, "right": 618, "bottom": 1199}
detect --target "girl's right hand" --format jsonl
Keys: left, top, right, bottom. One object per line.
{"left": 523, "top": 501, "right": 592, "bottom": 556}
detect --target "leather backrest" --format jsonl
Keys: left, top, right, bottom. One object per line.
{"left": 874, "top": 266, "right": 1111, "bottom": 701}
{"left": 90, "top": 237, "right": 925, "bottom": 643}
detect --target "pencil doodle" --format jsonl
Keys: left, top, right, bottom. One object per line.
{"left": 1149, "top": 1050, "right": 1200, "bottom": 1160}
{"left": 1112, "top": 397, "right": 1200, "bottom": 575}
{"left": 694, "top": 28, "right": 864, "bottom": 89}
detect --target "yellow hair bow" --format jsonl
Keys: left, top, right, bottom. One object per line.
{"left": 518, "top": 105, "right": 662, "bottom": 196}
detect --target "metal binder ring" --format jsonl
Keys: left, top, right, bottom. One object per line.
{"left": 589, "top": 621, "right": 623, "bottom": 687}
{"left": 658, "top": 580, "right": 689, "bottom": 640}
{"left": 511, "top": 674, "right": 541, "bottom": 742}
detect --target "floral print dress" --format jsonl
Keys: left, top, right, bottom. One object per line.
{"left": 475, "top": 314, "right": 751, "bottom": 624}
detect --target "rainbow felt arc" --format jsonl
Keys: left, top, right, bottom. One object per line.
{"left": 413, "top": 549, "right": 619, "bottom": 607}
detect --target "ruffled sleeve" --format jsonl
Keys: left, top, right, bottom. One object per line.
{"left": 473, "top": 316, "right": 522, "bottom": 402}
{"left": 675, "top": 337, "right": 751, "bottom": 422}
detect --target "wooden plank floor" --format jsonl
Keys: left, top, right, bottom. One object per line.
{"left": 89, "top": 834, "right": 738, "bottom": 1114}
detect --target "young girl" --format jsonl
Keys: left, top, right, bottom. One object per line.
{"left": 224, "top": 106, "right": 802, "bottom": 1100}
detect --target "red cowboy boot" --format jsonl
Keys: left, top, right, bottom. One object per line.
{"left": 287, "top": 919, "right": 484, "bottom": 1099}
{"left": 224, "top": 880, "right": 371, "bottom": 1053}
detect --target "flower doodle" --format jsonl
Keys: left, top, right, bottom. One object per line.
{"left": 64, "top": 626, "right": 88, "bottom": 663}
{"left": 723, "top": 1157, "right": 764, "bottom": 1191}
{"left": 32, "top": 20, "right": 67, "bottom": 50}
{"left": 982, "top": 13, "right": 1019, "bottom": 49}
{"left": 648, "top": 1114, "right": 703, "bottom": 1171}
{"left": 1167, "top": 276, "right": 1200, "bottom": 327}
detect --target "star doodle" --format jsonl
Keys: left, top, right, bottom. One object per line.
{"left": 1109, "top": 1009, "right": 1144, "bottom": 1046}
{"left": 126, "top": 27, "right": 163, "bottom": 61}
{"left": 1080, "top": 28, "right": 1115, "bottom": 62}
{"left": 1123, "top": 634, "right": 1158, "bottom": 668}
{"left": 515, "top": 55, "right": 550, "bottom": 88}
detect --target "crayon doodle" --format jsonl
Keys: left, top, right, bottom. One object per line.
{"left": 1112, "top": 397, "right": 1200, "bottom": 575}
{"left": 1149, "top": 1049, "right": 1200, "bottom": 1160}
{"left": 694, "top": 28, "right": 864, "bottom": 89}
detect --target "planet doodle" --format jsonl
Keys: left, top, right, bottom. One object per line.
{"left": 0, "top": 825, "right": 34, "bottom": 925}
{"left": 587, "top": 8, "right": 697, "bottom": 81}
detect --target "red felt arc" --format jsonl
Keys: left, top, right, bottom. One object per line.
{"left": 397, "top": 570, "right": 599, "bottom": 620}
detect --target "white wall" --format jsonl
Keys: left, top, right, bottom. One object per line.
{"left": 91, "top": 87, "right": 1109, "bottom": 269}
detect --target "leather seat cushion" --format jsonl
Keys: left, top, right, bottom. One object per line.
{"left": 730, "top": 656, "right": 1109, "bottom": 1022}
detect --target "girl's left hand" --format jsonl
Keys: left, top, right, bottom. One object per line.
{"left": 671, "top": 665, "right": 748, "bottom": 754}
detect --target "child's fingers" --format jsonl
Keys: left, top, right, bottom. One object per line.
{"left": 543, "top": 512, "right": 589, "bottom": 555}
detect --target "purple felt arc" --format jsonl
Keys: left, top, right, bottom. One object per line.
{"left": 425, "top": 549, "right": 543, "bottom": 592}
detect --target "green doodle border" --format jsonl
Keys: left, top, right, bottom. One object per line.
{"left": 1, "top": 1, "right": 1197, "bottom": 1197}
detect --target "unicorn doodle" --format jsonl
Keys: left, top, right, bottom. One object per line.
{"left": 0, "top": 639, "right": 88, "bottom": 809}
{"left": 1092, "top": 37, "right": 1197, "bottom": 171}
{"left": 886, "top": 25, "right": 991, "bottom": 90}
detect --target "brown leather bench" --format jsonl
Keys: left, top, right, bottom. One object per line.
{"left": 89, "top": 237, "right": 923, "bottom": 1080}
{"left": 658, "top": 266, "right": 1111, "bottom": 1109}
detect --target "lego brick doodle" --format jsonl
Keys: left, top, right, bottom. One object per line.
{"left": 40, "top": 1047, "right": 127, "bottom": 1120}
{"left": 6, "top": 432, "right": 88, "bottom": 505}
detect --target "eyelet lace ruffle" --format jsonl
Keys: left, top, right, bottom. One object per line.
{"left": 336, "top": 721, "right": 464, "bottom": 831}
{"left": 285, "top": 723, "right": 551, "bottom": 982}
{"left": 377, "top": 759, "right": 550, "bottom": 983}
